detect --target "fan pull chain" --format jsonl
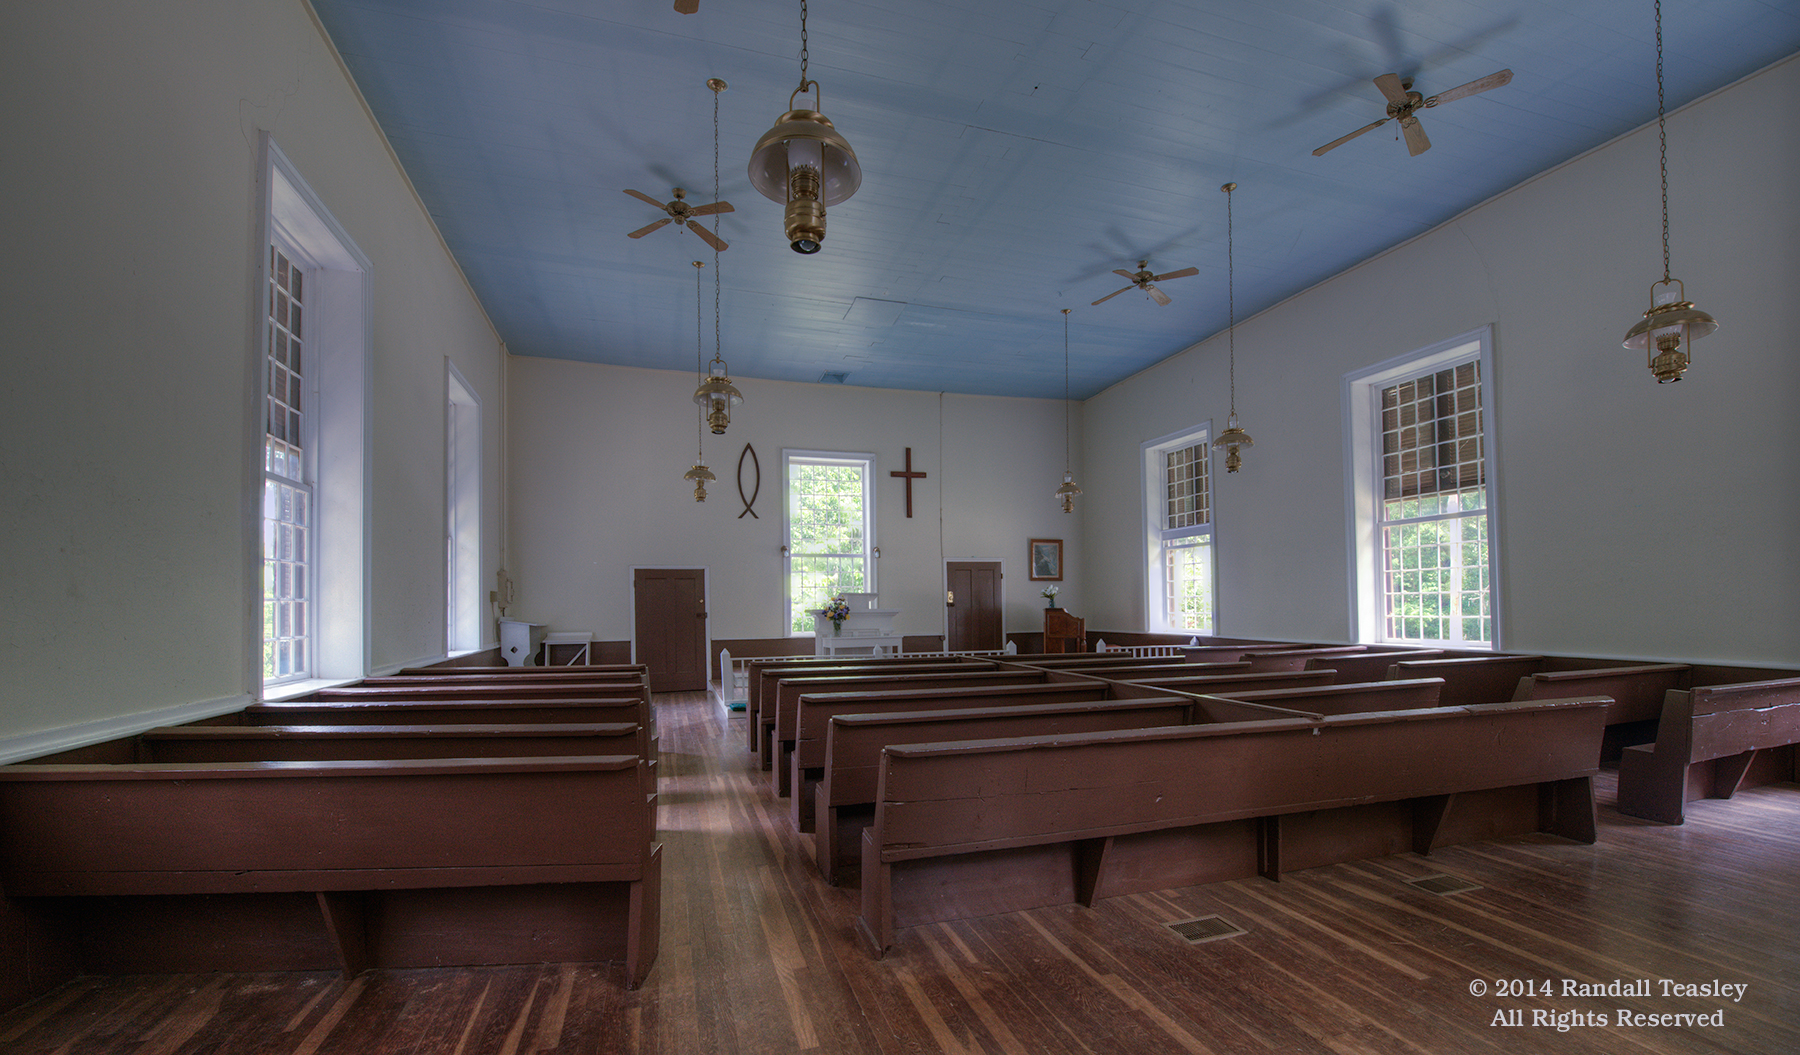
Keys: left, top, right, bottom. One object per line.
{"left": 1656, "top": 0, "right": 1670, "bottom": 283}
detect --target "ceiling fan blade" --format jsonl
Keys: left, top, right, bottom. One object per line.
{"left": 1147, "top": 284, "right": 1172, "bottom": 307}
{"left": 1373, "top": 72, "right": 1411, "bottom": 105}
{"left": 688, "top": 200, "right": 734, "bottom": 216}
{"left": 627, "top": 218, "right": 672, "bottom": 239}
{"left": 623, "top": 188, "right": 667, "bottom": 209}
{"left": 1313, "top": 119, "right": 1388, "bottom": 156}
{"left": 673, "top": 0, "right": 699, "bottom": 12}
{"left": 1425, "top": 69, "right": 1513, "bottom": 107}
{"left": 1152, "top": 267, "right": 1198, "bottom": 282}
{"left": 1400, "top": 116, "right": 1431, "bottom": 156}
{"left": 687, "top": 221, "right": 729, "bottom": 252}
{"left": 1092, "top": 286, "right": 1133, "bottom": 306}
{"left": 1113, "top": 269, "right": 1138, "bottom": 280}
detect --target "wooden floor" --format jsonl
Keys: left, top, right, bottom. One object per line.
{"left": 4, "top": 690, "right": 1798, "bottom": 1055}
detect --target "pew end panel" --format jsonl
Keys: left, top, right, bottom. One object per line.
{"left": 1617, "top": 682, "right": 1800, "bottom": 824}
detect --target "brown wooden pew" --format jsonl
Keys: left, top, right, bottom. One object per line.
{"left": 1306, "top": 649, "right": 1442, "bottom": 682}
{"left": 132, "top": 722, "right": 649, "bottom": 763}
{"left": 1175, "top": 642, "right": 1306, "bottom": 663}
{"left": 1388, "top": 655, "right": 1546, "bottom": 707}
{"left": 814, "top": 694, "right": 1311, "bottom": 883}
{"left": 1203, "top": 678, "right": 1445, "bottom": 716}
{"left": 1013, "top": 660, "right": 1246, "bottom": 680}
{"left": 749, "top": 658, "right": 994, "bottom": 754}
{"left": 1005, "top": 654, "right": 1191, "bottom": 671}
{"left": 1242, "top": 645, "right": 1367, "bottom": 672}
{"left": 228, "top": 699, "right": 653, "bottom": 750}
{"left": 855, "top": 695, "right": 1610, "bottom": 955}
{"left": 0, "top": 753, "right": 661, "bottom": 987}
{"left": 1511, "top": 663, "right": 1691, "bottom": 761}
{"left": 1121, "top": 669, "right": 1338, "bottom": 695}
{"left": 302, "top": 679, "right": 649, "bottom": 702}
{"left": 395, "top": 663, "right": 649, "bottom": 678}
{"left": 763, "top": 666, "right": 1023, "bottom": 786}
{"left": 1616, "top": 679, "right": 1800, "bottom": 824}
{"left": 789, "top": 680, "right": 1172, "bottom": 832}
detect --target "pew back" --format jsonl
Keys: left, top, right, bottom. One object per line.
{"left": 1389, "top": 656, "right": 1545, "bottom": 707}
{"left": 1511, "top": 664, "right": 1690, "bottom": 725}
{"left": 1204, "top": 678, "right": 1445, "bottom": 716}
{"left": 135, "top": 723, "right": 647, "bottom": 763}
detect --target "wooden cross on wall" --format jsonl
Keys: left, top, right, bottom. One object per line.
{"left": 890, "top": 447, "right": 927, "bottom": 518}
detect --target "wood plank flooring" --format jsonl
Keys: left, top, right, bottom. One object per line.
{"left": 3, "top": 691, "right": 1797, "bottom": 1054}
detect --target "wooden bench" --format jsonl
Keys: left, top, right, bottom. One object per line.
{"left": 132, "top": 722, "right": 649, "bottom": 763}
{"left": 1616, "top": 679, "right": 1800, "bottom": 824}
{"left": 0, "top": 754, "right": 661, "bottom": 986}
{"left": 1242, "top": 645, "right": 1367, "bottom": 672}
{"left": 1120, "top": 669, "right": 1338, "bottom": 695}
{"left": 1203, "top": 678, "right": 1445, "bottom": 716}
{"left": 1388, "top": 655, "right": 1546, "bottom": 707}
{"left": 764, "top": 667, "right": 1030, "bottom": 788}
{"left": 302, "top": 679, "right": 650, "bottom": 702}
{"left": 855, "top": 696, "right": 1609, "bottom": 955}
{"left": 815, "top": 694, "right": 1309, "bottom": 883}
{"left": 1511, "top": 663, "right": 1691, "bottom": 761}
{"left": 395, "top": 663, "right": 649, "bottom": 677}
{"left": 750, "top": 659, "right": 993, "bottom": 754}
{"left": 789, "top": 681, "right": 1167, "bottom": 832}
{"left": 229, "top": 699, "right": 654, "bottom": 760}
{"left": 1305, "top": 649, "right": 1442, "bottom": 682}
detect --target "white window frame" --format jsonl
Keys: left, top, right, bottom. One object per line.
{"left": 1142, "top": 424, "right": 1216, "bottom": 635}
{"left": 256, "top": 135, "right": 372, "bottom": 690}
{"left": 782, "top": 449, "right": 877, "bottom": 636}
{"left": 445, "top": 361, "right": 482, "bottom": 654}
{"left": 1343, "top": 326, "right": 1501, "bottom": 648}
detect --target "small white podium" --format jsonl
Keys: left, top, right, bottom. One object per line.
{"left": 498, "top": 618, "right": 547, "bottom": 666}
{"left": 813, "top": 593, "right": 901, "bottom": 657}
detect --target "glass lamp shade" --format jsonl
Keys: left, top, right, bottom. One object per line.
{"left": 1054, "top": 472, "right": 1082, "bottom": 513}
{"left": 1622, "top": 280, "right": 1717, "bottom": 384}
{"left": 748, "top": 107, "right": 861, "bottom": 254}
{"left": 693, "top": 362, "right": 743, "bottom": 434}
{"left": 1213, "top": 416, "right": 1254, "bottom": 474}
{"left": 682, "top": 463, "right": 717, "bottom": 502}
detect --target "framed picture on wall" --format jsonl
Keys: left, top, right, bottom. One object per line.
{"left": 1028, "top": 539, "right": 1063, "bottom": 581}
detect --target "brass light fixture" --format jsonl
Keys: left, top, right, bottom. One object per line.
{"left": 746, "top": 0, "right": 861, "bottom": 254}
{"left": 1621, "top": 0, "right": 1717, "bottom": 383}
{"left": 1054, "top": 308, "right": 1082, "bottom": 513}
{"left": 682, "top": 260, "right": 716, "bottom": 501}
{"left": 1212, "top": 182, "right": 1253, "bottom": 473}
{"left": 693, "top": 78, "right": 744, "bottom": 433}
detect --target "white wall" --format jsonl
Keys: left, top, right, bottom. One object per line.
{"left": 1083, "top": 54, "right": 1800, "bottom": 667}
{"left": 0, "top": 0, "right": 506, "bottom": 750}
{"left": 506, "top": 360, "right": 1081, "bottom": 647}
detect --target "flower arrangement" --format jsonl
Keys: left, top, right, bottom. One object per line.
{"left": 1041, "top": 585, "right": 1060, "bottom": 607}
{"left": 821, "top": 595, "right": 852, "bottom": 633}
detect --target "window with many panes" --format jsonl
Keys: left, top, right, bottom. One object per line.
{"left": 1144, "top": 428, "right": 1214, "bottom": 634}
{"left": 784, "top": 451, "right": 875, "bottom": 634}
{"left": 1346, "top": 329, "right": 1497, "bottom": 648}
{"left": 263, "top": 243, "right": 312, "bottom": 682}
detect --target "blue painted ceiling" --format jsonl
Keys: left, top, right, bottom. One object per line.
{"left": 307, "top": 0, "right": 1799, "bottom": 399}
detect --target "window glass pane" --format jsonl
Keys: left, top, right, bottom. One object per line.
{"left": 786, "top": 458, "right": 873, "bottom": 634}
{"left": 263, "top": 245, "right": 311, "bottom": 682}
{"left": 1162, "top": 536, "right": 1213, "bottom": 633}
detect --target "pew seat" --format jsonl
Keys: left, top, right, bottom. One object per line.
{"left": 856, "top": 696, "right": 1609, "bottom": 956}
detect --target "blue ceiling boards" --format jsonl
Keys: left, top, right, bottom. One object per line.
{"left": 309, "top": 0, "right": 1799, "bottom": 400}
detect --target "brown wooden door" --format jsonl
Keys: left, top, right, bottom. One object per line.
{"left": 633, "top": 568, "right": 708, "bottom": 692}
{"left": 945, "top": 561, "right": 1002, "bottom": 652}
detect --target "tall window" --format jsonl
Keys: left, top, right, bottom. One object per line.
{"left": 263, "top": 244, "right": 312, "bottom": 682}
{"left": 445, "top": 364, "right": 481, "bottom": 654}
{"left": 1144, "top": 428, "right": 1214, "bottom": 634}
{"left": 1346, "top": 329, "right": 1498, "bottom": 648}
{"left": 258, "top": 135, "right": 371, "bottom": 689}
{"left": 784, "top": 451, "right": 875, "bottom": 634}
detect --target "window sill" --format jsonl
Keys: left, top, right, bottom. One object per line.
{"left": 263, "top": 677, "right": 359, "bottom": 701}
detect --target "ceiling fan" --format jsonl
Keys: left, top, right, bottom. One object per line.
{"left": 1092, "top": 261, "right": 1199, "bottom": 307}
{"left": 1313, "top": 68, "right": 1513, "bottom": 158}
{"left": 623, "top": 187, "right": 732, "bottom": 251}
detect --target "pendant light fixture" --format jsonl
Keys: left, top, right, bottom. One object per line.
{"left": 694, "top": 78, "right": 744, "bottom": 433}
{"left": 1054, "top": 308, "right": 1082, "bottom": 513}
{"left": 1211, "top": 182, "right": 1253, "bottom": 474}
{"left": 746, "top": 0, "right": 862, "bottom": 254}
{"left": 1621, "top": 0, "right": 1718, "bottom": 383}
{"left": 682, "top": 259, "right": 716, "bottom": 502}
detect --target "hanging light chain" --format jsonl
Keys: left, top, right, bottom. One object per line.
{"left": 1655, "top": 0, "right": 1670, "bottom": 283}
{"left": 799, "top": 0, "right": 809, "bottom": 87}
{"left": 1226, "top": 183, "right": 1237, "bottom": 417}
{"left": 1063, "top": 308, "right": 1072, "bottom": 472}
{"left": 694, "top": 260, "right": 706, "bottom": 458}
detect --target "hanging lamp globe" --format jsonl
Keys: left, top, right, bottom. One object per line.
{"left": 682, "top": 462, "right": 717, "bottom": 502}
{"left": 1054, "top": 472, "right": 1082, "bottom": 514}
{"left": 693, "top": 355, "right": 743, "bottom": 433}
{"left": 747, "top": 85, "right": 861, "bottom": 254}
{"left": 1622, "top": 278, "right": 1717, "bottom": 384}
{"left": 1213, "top": 413, "right": 1254, "bottom": 474}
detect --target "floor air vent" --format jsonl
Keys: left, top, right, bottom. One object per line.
{"left": 1406, "top": 873, "right": 1481, "bottom": 896}
{"left": 1165, "top": 915, "right": 1245, "bottom": 944}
